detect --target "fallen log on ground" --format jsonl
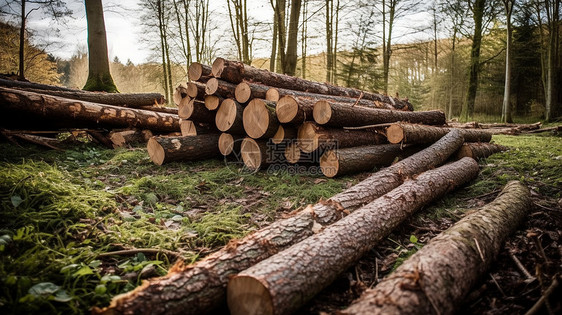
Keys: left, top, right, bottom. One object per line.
{"left": 386, "top": 123, "right": 492, "bottom": 144}
{"left": 243, "top": 99, "right": 279, "bottom": 139}
{"left": 297, "top": 122, "right": 385, "bottom": 153}
{"left": 340, "top": 181, "right": 531, "bottom": 315}
{"left": 109, "top": 129, "right": 153, "bottom": 148}
{"left": 455, "top": 142, "right": 508, "bottom": 160}
{"left": 319, "top": 144, "right": 420, "bottom": 177}
{"left": 215, "top": 99, "right": 246, "bottom": 134}
{"left": 211, "top": 58, "right": 412, "bottom": 110}
{"left": 188, "top": 62, "right": 212, "bottom": 82}
{"left": 0, "top": 87, "right": 180, "bottom": 133}
{"left": 147, "top": 133, "right": 221, "bottom": 165}
{"left": 96, "top": 130, "right": 465, "bottom": 315}
{"left": 313, "top": 101, "right": 446, "bottom": 127}
{"left": 227, "top": 157, "right": 480, "bottom": 315}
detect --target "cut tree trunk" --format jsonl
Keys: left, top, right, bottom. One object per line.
{"left": 227, "top": 158, "right": 480, "bottom": 315}
{"left": 179, "top": 120, "right": 217, "bottom": 137}
{"left": 205, "top": 95, "right": 223, "bottom": 111}
{"left": 4, "top": 86, "right": 165, "bottom": 108}
{"left": 235, "top": 81, "right": 273, "bottom": 104}
{"left": 218, "top": 133, "right": 244, "bottom": 156}
{"left": 188, "top": 62, "right": 212, "bottom": 82}
{"left": 386, "top": 123, "right": 492, "bottom": 144}
{"left": 211, "top": 57, "right": 412, "bottom": 110}
{"left": 313, "top": 101, "right": 446, "bottom": 127}
{"left": 276, "top": 95, "right": 316, "bottom": 124}
{"left": 341, "top": 181, "right": 531, "bottom": 315}
{"left": 205, "top": 78, "right": 238, "bottom": 98}
{"left": 265, "top": 88, "right": 280, "bottom": 102}
{"left": 297, "top": 122, "right": 386, "bottom": 153}
{"left": 96, "top": 130, "right": 465, "bottom": 315}
{"left": 455, "top": 142, "right": 508, "bottom": 160}
{"left": 272, "top": 125, "right": 297, "bottom": 144}
{"left": 319, "top": 144, "right": 420, "bottom": 178}
{"left": 177, "top": 98, "right": 215, "bottom": 123}
{"left": 241, "top": 138, "right": 272, "bottom": 171}
{"left": 109, "top": 129, "right": 153, "bottom": 148}
{"left": 0, "top": 77, "right": 80, "bottom": 93}
{"left": 186, "top": 81, "right": 206, "bottom": 99}
{"left": 267, "top": 86, "right": 384, "bottom": 109}
{"left": 243, "top": 99, "right": 279, "bottom": 139}
{"left": 173, "top": 84, "right": 188, "bottom": 106}
{"left": 215, "top": 99, "right": 246, "bottom": 134}
{"left": 138, "top": 106, "right": 178, "bottom": 115}
{"left": 0, "top": 87, "right": 180, "bottom": 133}
{"left": 147, "top": 133, "right": 221, "bottom": 165}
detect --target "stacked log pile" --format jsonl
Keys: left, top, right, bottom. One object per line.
{"left": 153, "top": 58, "right": 505, "bottom": 178}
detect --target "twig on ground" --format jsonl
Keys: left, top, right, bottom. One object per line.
{"left": 510, "top": 252, "right": 536, "bottom": 282}
{"left": 525, "top": 276, "right": 559, "bottom": 315}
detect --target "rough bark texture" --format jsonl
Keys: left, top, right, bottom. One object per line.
{"left": 97, "top": 130, "right": 465, "bottom": 315}
{"left": 147, "top": 133, "right": 221, "bottom": 165}
{"left": 138, "top": 106, "right": 178, "bottom": 115}
{"left": 386, "top": 123, "right": 492, "bottom": 144}
{"left": 455, "top": 142, "right": 508, "bottom": 160}
{"left": 313, "top": 101, "right": 446, "bottom": 127}
{"left": 227, "top": 158, "right": 480, "bottom": 315}
{"left": 319, "top": 144, "right": 420, "bottom": 177}
{"left": 178, "top": 98, "right": 215, "bottom": 123}
{"left": 297, "top": 122, "right": 386, "bottom": 153}
{"left": 272, "top": 125, "right": 297, "bottom": 144}
{"left": 215, "top": 98, "right": 245, "bottom": 134}
{"left": 267, "top": 85, "right": 385, "bottom": 108}
{"left": 173, "top": 84, "right": 187, "bottom": 106}
{"left": 341, "top": 181, "right": 531, "bottom": 315}
{"left": 211, "top": 58, "right": 412, "bottom": 110}
{"left": 243, "top": 99, "right": 280, "bottom": 139}
{"left": 0, "top": 77, "right": 79, "bottom": 93}
{"left": 188, "top": 62, "right": 212, "bottom": 82}
{"left": 109, "top": 129, "right": 153, "bottom": 148}
{"left": 0, "top": 87, "right": 179, "bottom": 133}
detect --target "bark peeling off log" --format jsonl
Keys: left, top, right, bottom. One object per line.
{"left": 341, "top": 181, "right": 531, "bottom": 315}
{"left": 227, "top": 158, "right": 480, "bottom": 315}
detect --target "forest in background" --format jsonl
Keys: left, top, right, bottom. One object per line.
{"left": 0, "top": 0, "right": 560, "bottom": 122}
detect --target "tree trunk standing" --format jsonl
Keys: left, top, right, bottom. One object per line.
{"left": 545, "top": 0, "right": 560, "bottom": 122}
{"left": 96, "top": 130, "right": 464, "bottom": 315}
{"left": 341, "top": 181, "right": 530, "bottom": 315}
{"left": 83, "top": 0, "right": 118, "bottom": 93}
{"left": 448, "top": 28, "right": 457, "bottom": 120}
{"left": 275, "top": 0, "right": 286, "bottom": 73}
{"left": 461, "top": 0, "right": 485, "bottom": 121}
{"left": 501, "top": 0, "right": 514, "bottom": 123}
{"left": 326, "top": 0, "right": 333, "bottom": 83}
{"left": 301, "top": 0, "right": 308, "bottom": 79}
{"left": 164, "top": 30, "right": 174, "bottom": 105}
{"left": 18, "top": 0, "right": 26, "bottom": 80}
{"left": 270, "top": 0, "right": 279, "bottom": 72}
{"left": 382, "top": 0, "right": 396, "bottom": 95}
{"left": 172, "top": 0, "right": 190, "bottom": 66}
{"left": 227, "top": 158, "right": 480, "bottom": 315}
{"left": 156, "top": 0, "right": 169, "bottom": 100}
{"left": 283, "top": 0, "right": 301, "bottom": 76}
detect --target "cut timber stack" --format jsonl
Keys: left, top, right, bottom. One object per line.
{"left": 160, "top": 58, "right": 499, "bottom": 176}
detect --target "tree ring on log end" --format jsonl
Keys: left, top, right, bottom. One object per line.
{"left": 205, "top": 77, "right": 219, "bottom": 94}
{"left": 235, "top": 82, "right": 252, "bottom": 103}
{"left": 313, "top": 100, "right": 332, "bottom": 125}
{"left": 244, "top": 99, "right": 270, "bottom": 138}
{"left": 272, "top": 125, "right": 285, "bottom": 144}
{"left": 241, "top": 138, "right": 263, "bottom": 170}
{"left": 147, "top": 137, "right": 165, "bottom": 165}
{"left": 188, "top": 62, "right": 203, "bottom": 81}
{"left": 211, "top": 57, "right": 226, "bottom": 77}
{"left": 178, "top": 97, "right": 194, "bottom": 119}
{"left": 276, "top": 96, "right": 298, "bottom": 123}
{"left": 180, "top": 119, "right": 197, "bottom": 136}
{"left": 205, "top": 95, "right": 221, "bottom": 110}
{"left": 320, "top": 150, "right": 339, "bottom": 177}
{"left": 298, "top": 122, "right": 319, "bottom": 153}
{"left": 219, "top": 133, "right": 235, "bottom": 156}
{"left": 265, "top": 88, "right": 280, "bottom": 102}
{"left": 386, "top": 124, "right": 405, "bottom": 144}
{"left": 187, "top": 82, "right": 198, "bottom": 98}
{"left": 227, "top": 275, "right": 273, "bottom": 315}
{"left": 216, "top": 99, "right": 239, "bottom": 132}
{"left": 173, "top": 83, "right": 187, "bottom": 106}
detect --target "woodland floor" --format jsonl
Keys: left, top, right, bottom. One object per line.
{"left": 0, "top": 130, "right": 561, "bottom": 314}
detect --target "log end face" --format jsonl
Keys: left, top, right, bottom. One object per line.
{"left": 177, "top": 97, "right": 193, "bottom": 119}
{"left": 219, "top": 133, "right": 235, "bottom": 156}
{"left": 241, "top": 138, "right": 263, "bottom": 170}
{"left": 265, "top": 88, "right": 280, "bottom": 102}
{"left": 297, "top": 122, "right": 319, "bottom": 153}
{"left": 272, "top": 125, "right": 285, "bottom": 144}
{"left": 211, "top": 58, "right": 226, "bottom": 77}
{"left": 173, "top": 83, "right": 187, "bottom": 106}
{"left": 227, "top": 275, "right": 273, "bottom": 315}
{"left": 188, "top": 62, "right": 203, "bottom": 81}
{"left": 320, "top": 150, "right": 339, "bottom": 178}
{"left": 313, "top": 100, "right": 332, "bottom": 125}
{"left": 216, "top": 99, "right": 237, "bottom": 132}
{"left": 205, "top": 95, "right": 220, "bottom": 110}
{"left": 235, "top": 82, "right": 252, "bottom": 103}
{"left": 276, "top": 96, "right": 298, "bottom": 123}
{"left": 244, "top": 99, "right": 269, "bottom": 139}
{"left": 187, "top": 82, "right": 198, "bottom": 98}
{"left": 180, "top": 119, "right": 197, "bottom": 136}
{"left": 386, "top": 124, "right": 405, "bottom": 144}
{"left": 147, "top": 137, "right": 165, "bottom": 165}
{"left": 205, "top": 78, "right": 219, "bottom": 95}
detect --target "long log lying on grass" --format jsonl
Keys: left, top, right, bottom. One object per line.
{"left": 211, "top": 58, "right": 412, "bottom": 110}
{"left": 313, "top": 101, "right": 446, "bottom": 127}
{"left": 243, "top": 99, "right": 279, "bottom": 139}
{"left": 178, "top": 98, "right": 215, "bottom": 123}
{"left": 97, "top": 130, "right": 465, "bottom": 315}
{"left": 227, "top": 158, "right": 480, "bottom": 315}
{"left": 297, "top": 122, "right": 385, "bottom": 153}
{"left": 0, "top": 87, "right": 180, "bottom": 133}
{"left": 188, "top": 62, "right": 212, "bottom": 82}
{"left": 456, "top": 142, "right": 508, "bottom": 160}
{"left": 319, "top": 144, "right": 420, "bottom": 178}
{"left": 215, "top": 99, "right": 245, "bottom": 134}
{"left": 341, "top": 181, "right": 531, "bottom": 315}
{"left": 109, "top": 129, "right": 153, "bottom": 148}
{"left": 147, "top": 133, "right": 221, "bottom": 165}
{"left": 386, "top": 123, "right": 492, "bottom": 144}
